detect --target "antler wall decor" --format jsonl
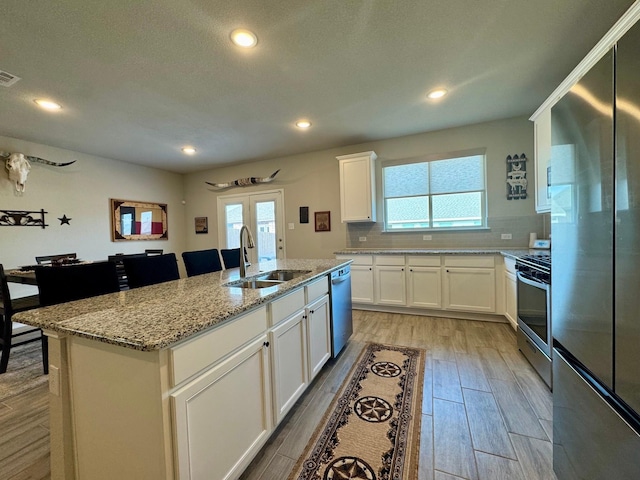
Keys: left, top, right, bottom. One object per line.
{"left": 205, "top": 169, "right": 280, "bottom": 188}
{"left": 2, "top": 151, "right": 76, "bottom": 192}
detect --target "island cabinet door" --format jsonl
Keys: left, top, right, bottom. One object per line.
{"left": 270, "top": 309, "right": 309, "bottom": 425}
{"left": 306, "top": 294, "right": 331, "bottom": 381}
{"left": 171, "top": 335, "right": 272, "bottom": 480}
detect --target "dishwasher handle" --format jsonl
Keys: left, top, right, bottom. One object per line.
{"left": 331, "top": 273, "right": 351, "bottom": 285}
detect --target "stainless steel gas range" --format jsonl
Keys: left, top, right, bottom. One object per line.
{"left": 516, "top": 253, "right": 551, "bottom": 388}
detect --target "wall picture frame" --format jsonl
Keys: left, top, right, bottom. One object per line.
{"left": 195, "top": 216, "right": 208, "bottom": 234}
{"left": 314, "top": 211, "right": 331, "bottom": 232}
{"left": 110, "top": 199, "right": 168, "bottom": 241}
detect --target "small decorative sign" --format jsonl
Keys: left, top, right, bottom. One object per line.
{"left": 0, "top": 208, "right": 48, "bottom": 228}
{"left": 195, "top": 216, "right": 208, "bottom": 234}
{"left": 315, "top": 211, "right": 331, "bottom": 232}
{"left": 506, "top": 153, "right": 528, "bottom": 200}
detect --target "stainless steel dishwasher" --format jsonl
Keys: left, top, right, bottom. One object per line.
{"left": 330, "top": 265, "right": 352, "bottom": 357}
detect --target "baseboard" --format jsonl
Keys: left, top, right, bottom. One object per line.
{"left": 352, "top": 304, "right": 508, "bottom": 324}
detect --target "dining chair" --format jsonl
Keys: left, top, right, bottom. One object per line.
{"left": 35, "top": 261, "right": 121, "bottom": 307}
{"left": 108, "top": 253, "right": 148, "bottom": 290}
{"left": 221, "top": 248, "right": 248, "bottom": 270}
{"left": 181, "top": 249, "right": 223, "bottom": 277}
{"left": 35, "top": 252, "right": 77, "bottom": 265}
{"left": 122, "top": 253, "right": 180, "bottom": 288}
{"left": 0, "top": 264, "right": 47, "bottom": 374}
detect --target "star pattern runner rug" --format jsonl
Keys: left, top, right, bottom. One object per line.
{"left": 288, "top": 343, "right": 425, "bottom": 480}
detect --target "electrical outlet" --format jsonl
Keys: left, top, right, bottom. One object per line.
{"left": 423, "top": 235, "right": 432, "bottom": 241}
{"left": 359, "top": 236, "right": 367, "bottom": 242}
{"left": 288, "top": 223, "right": 295, "bottom": 230}
{"left": 501, "top": 233, "right": 512, "bottom": 240}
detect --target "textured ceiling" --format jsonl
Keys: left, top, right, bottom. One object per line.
{"left": 0, "top": 0, "right": 635, "bottom": 173}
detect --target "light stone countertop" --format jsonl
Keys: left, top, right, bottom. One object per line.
{"left": 13, "top": 259, "right": 349, "bottom": 352}
{"left": 334, "top": 248, "right": 540, "bottom": 258}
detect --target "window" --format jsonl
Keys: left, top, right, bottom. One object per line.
{"left": 383, "top": 152, "right": 487, "bottom": 230}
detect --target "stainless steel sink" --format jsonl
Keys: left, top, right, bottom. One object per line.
{"left": 257, "top": 270, "right": 311, "bottom": 281}
{"left": 223, "top": 270, "right": 311, "bottom": 289}
{"left": 225, "top": 279, "right": 284, "bottom": 289}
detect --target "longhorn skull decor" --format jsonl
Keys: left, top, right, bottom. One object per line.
{"left": 205, "top": 169, "right": 280, "bottom": 189}
{"left": 1, "top": 151, "right": 76, "bottom": 192}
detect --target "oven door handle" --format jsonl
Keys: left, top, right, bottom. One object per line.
{"left": 516, "top": 270, "right": 547, "bottom": 290}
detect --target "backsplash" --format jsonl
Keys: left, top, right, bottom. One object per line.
{"left": 346, "top": 214, "right": 545, "bottom": 249}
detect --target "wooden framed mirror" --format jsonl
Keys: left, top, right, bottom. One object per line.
{"left": 110, "top": 199, "right": 168, "bottom": 241}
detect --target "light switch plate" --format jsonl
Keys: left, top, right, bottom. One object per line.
{"left": 359, "top": 236, "right": 367, "bottom": 242}
{"left": 288, "top": 223, "right": 295, "bottom": 230}
{"left": 501, "top": 233, "right": 512, "bottom": 240}
{"left": 423, "top": 235, "right": 432, "bottom": 241}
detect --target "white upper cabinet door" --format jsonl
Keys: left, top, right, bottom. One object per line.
{"left": 534, "top": 107, "right": 552, "bottom": 213}
{"left": 337, "top": 151, "right": 377, "bottom": 222}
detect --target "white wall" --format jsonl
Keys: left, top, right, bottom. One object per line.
{"left": 183, "top": 116, "right": 538, "bottom": 258}
{"left": 0, "top": 135, "right": 187, "bottom": 274}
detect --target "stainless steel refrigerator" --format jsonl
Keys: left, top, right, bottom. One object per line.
{"left": 551, "top": 20, "right": 640, "bottom": 479}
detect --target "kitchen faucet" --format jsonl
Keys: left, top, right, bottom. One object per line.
{"left": 239, "top": 224, "right": 255, "bottom": 278}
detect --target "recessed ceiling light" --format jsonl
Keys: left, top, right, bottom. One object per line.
{"left": 34, "top": 99, "right": 62, "bottom": 111}
{"left": 182, "top": 147, "right": 196, "bottom": 155}
{"left": 230, "top": 29, "right": 258, "bottom": 48}
{"left": 295, "top": 120, "right": 312, "bottom": 129}
{"left": 427, "top": 89, "right": 448, "bottom": 99}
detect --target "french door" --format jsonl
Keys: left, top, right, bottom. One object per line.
{"left": 217, "top": 190, "right": 286, "bottom": 264}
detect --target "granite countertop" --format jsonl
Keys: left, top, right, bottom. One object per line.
{"left": 334, "top": 248, "right": 541, "bottom": 258}
{"left": 13, "top": 259, "right": 349, "bottom": 352}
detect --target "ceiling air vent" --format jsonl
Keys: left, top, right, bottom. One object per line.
{"left": 0, "top": 70, "right": 21, "bottom": 87}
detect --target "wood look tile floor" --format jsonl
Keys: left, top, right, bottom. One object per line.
{"left": 1, "top": 311, "right": 557, "bottom": 480}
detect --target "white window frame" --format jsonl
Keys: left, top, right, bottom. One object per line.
{"left": 382, "top": 148, "right": 488, "bottom": 232}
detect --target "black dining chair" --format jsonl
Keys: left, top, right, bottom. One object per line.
{"left": 35, "top": 253, "right": 77, "bottom": 265}
{"left": 35, "top": 261, "right": 121, "bottom": 307}
{"left": 122, "top": 253, "right": 180, "bottom": 288}
{"left": 182, "top": 249, "right": 223, "bottom": 277}
{"left": 0, "top": 264, "right": 46, "bottom": 374}
{"left": 221, "top": 248, "right": 248, "bottom": 270}
{"left": 108, "top": 253, "right": 148, "bottom": 290}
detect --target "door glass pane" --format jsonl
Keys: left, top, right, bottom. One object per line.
{"left": 225, "top": 203, "right": 243, "bottom": 248}
{"left": 255, "top": 201, "right": 276, "bottom": 261}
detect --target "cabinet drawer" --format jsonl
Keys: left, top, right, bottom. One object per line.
{"left": 270, "top": 288, "right": 305, "bottom": 326}
{"left": 375, "top": 255, "right": 405, "bottom": 266}
{"left": 336, "top": 255, "right": 372, "bottom": 266}
{"left": 306, "top": 275, "right": 329, "bottom": 303}
{"left": 407, "top": 255, "right": 441, "bottom": 267}
{"left": 170, "top": 306, "right": 267, "bottom": 387}
{"left": 444, "top": 255, "right": 495, "bottom": 268}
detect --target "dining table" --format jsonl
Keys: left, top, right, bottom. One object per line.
{"left": 5, "top": 268, "right": 38, "bottom": 286}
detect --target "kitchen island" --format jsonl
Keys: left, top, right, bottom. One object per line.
{"left": 14, "top": 258, "right": 350, "bottom": 480}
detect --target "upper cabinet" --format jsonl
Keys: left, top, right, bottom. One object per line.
{"left": 533, "top": 108, "right": 552, "bottom": 213}
{"left": 337, "top": 151, "right": 377, "bottom": 222}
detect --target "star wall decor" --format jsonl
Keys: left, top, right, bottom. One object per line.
{"left": 58, "top": 214, "right": 71, "bottom": 225}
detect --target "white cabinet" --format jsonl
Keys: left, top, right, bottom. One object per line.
{"left": 336, "top": 255, "right": 374, "bottom": 304}
{"left": 270, "top": 309, "right": 308, "bottom": 425}
{"left": 374, "top": 256, "right": 406, "bottom": 306}
{"left": 443, "top": 256, "right": 496, "bottom": 313}
{"left": 171, "top": 336, "right": 272, "bottom": 480}
{"left": 306, "top": 294, "right": 331, "bottom": 380}
{"left": 407, "top": 256, "right": 442, "bottom": 309}
{"left": 337, "top": 151, "right": 377, "bottom": 222}
{"left": 534, "top": 107, "right": 552, "bottom": 213}
{"left": 503, "top": 257, "right": 517, "bottom": 329}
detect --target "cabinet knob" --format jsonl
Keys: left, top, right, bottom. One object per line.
{"left": 310, "top": 310, "right": 315, "bottom": 314}
{"left": 263, "top": 341, "right": 270, "bottom": 347}
{"left": 369, "top": 267, "right": 372, "bottom": 271}
{"left": 410, "top": 269, "right": 413, "bottom": 272}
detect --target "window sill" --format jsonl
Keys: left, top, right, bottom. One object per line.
{"left": 382, "top": 227, "right": 491, "bottom": 234}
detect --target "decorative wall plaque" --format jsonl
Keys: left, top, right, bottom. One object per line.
{"left": 0, "top": 208, "right": 48, "bottom": 228}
